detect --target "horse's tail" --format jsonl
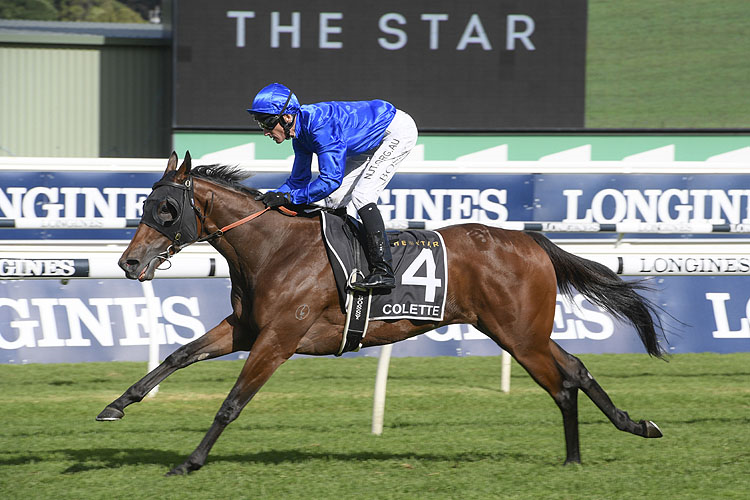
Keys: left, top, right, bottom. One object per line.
{"left": 526, "top": 231, "right": 666, "bottom": 358}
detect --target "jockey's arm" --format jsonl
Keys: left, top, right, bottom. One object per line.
{"left": 280, "top": 142, "right": 345, "bottom": 204}
{"left": 278, "top": 146, "right": 312, "bottom": 193}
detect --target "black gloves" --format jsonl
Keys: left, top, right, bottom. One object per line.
{"left": 255, "top": 191, "right": 291, "bottom": 208}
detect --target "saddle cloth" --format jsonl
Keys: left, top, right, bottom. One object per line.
{"left": 320, "top": 212, "right": 448, "bottom": 322}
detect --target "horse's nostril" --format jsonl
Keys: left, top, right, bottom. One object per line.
{"left": 120, "top": 259, "right": 140, "bottom": 271}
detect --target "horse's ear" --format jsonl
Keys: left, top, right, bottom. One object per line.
{"left": 176, "top": 150, "right": 192, "bottom": 180}
{"left": 165, "top": 151, "right": 179, "bottom": 174}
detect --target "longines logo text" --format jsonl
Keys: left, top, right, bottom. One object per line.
{"left": 0, "top": 296, "right": 205, "bottom": 350}
{"left": 564, "top": 188, "right": 750, "bottom": 224}
{"left": 706, "top": 293, "right": 750, "bottom": 339}
{"left": 0, "top": 187, "right": 150, "bottom": 218}
{"left": 0, "top": 259, "right": 87, "bottom": 277}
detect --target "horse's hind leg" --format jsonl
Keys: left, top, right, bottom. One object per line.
{"left": 511, "top": 345, "right": 583, "bottom": 464}
{"left": 478, "top": 321, "right": 584, "bottom": 464}
{"left": 549, "top": 341, "right": 663, "bottom": 439}
{"left": 96, "top": 316, "right": 250, "bottom": 421}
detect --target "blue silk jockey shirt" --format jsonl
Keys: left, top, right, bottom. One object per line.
{"left": 276, "top": 100, "right": 397, "bottom": 204}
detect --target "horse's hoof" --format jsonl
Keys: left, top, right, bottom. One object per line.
{"left": 165, "top": 466, "right": 187, "bottom": 477}
{"left": 642, "top": 420, "right": 663, "bottom": 438}
{"left": 166, "top": 461, "right": 200, "bottom": 476}
{"left": 96, "top": 406, "right": 124, "bottom": 421}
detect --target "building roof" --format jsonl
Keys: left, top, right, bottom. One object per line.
{"left": 0, "top": 19, "right": 170, "bottom": 45}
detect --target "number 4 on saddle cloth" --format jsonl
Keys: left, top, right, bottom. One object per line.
{"left": 320, "top": 212, "right": 448, "bottom": 355}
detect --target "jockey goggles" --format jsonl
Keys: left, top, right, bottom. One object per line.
{"left": 252, "top": 92, "right": 293, "bottom": 131}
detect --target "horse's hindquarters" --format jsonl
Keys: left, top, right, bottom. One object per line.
{"left": 439, "top": 225, "right": 558, "bottom": 346}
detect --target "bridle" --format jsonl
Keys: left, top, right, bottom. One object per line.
{"left": 139, "top": 172, "right": 295, "bottom": 271}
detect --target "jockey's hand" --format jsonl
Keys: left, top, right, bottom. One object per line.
{"left": 255, "top": 191, "right": 291, "bottom": 208}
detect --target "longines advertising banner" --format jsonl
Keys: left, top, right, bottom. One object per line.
{"left": 173, "top": 0, "right": 587, "bottom": 130}
{"left": 1, "top": 168, "right": 749, "bottom": 362}
{"left": 3, "top": 171, "right": 750, "bottom": 239}
{"left": 1, "top": 275, "right": 749, "bottom": 364}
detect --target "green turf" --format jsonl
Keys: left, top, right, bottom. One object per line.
{"left": 586, "top": 0, "right": 750, "bottom": 128}
{"left": 0, "top": 353, "right": 748, "bottom": 499}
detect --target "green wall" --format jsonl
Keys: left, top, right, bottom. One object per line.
{"left": 174, "top": 132, "right": 750, "bottom": 162}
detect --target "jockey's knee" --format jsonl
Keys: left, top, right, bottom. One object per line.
{"left": 350, "top": 191, "right": 379, "bottom": 212}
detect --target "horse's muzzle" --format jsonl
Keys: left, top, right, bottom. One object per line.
{"left": 119, "top": 255, "right": 159, "bottom": 281}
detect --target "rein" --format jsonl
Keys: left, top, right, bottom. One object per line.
{"left": 197, "top": 205, "right": 297, "bottom": 243}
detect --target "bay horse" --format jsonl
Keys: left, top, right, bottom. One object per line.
{"left": 96, "top": 152, "right": 666, "bottom": 476}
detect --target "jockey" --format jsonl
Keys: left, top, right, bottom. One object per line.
{"left": 247, "top": 82, "right": 418, "bottom": 291}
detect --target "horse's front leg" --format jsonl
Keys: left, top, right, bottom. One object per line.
{"left": 166, "top": 331, "right": 294, "bottom": 476}
{"left": 96, "top": 316, "right": 250, "bottom": 421}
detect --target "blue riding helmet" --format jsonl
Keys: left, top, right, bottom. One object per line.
{"left": 247, "top": 83, "right": 300, "bottom": 117}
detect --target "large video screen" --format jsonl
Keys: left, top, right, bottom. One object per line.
{"left": 173, "top": 0, "right": 587, "bottom": 131}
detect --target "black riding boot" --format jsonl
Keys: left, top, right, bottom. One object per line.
{"left": 353, "top": 204, "right": 396, "bottom": 290}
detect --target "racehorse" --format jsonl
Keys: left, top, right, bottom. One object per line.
{"left": 96, "top": 152, "right": 667, "bottom": 476}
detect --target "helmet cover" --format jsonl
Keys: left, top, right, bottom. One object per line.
{"left": 247, "top": 83, "right": 300, "bottom": 116}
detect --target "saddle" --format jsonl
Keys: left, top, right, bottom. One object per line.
{"left": 320, "top": 212, "right": 448, "bottom": 355}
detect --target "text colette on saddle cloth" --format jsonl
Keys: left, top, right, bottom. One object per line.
{"left": 320, "top": 212, "right": 448, "bottom": 322}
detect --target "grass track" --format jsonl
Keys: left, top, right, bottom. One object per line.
{"left": 0, "top": 353, "right": 748, "bottom": 499}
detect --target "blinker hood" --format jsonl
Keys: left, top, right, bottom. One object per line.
{"left": 141, "top": 177, "right": 200, "bottom": 245}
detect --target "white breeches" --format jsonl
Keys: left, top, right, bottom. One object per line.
{"left": 321, "top": 110, "right": 418, "bottom": 216}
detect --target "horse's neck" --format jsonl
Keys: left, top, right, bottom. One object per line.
{"left": 195, "top": 182, "right": 296, "bottom": 272}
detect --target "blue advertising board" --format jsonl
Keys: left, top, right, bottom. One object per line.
{"left": 1, "top": 168, "right": 749, "bottom": 363}
{"left": 1, "top": 275, "right": 748, "bottom": 364}
{"left": 4, "top": 171, "right": 750, "bottom": 239}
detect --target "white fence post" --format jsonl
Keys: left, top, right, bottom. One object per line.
{"left": 141, "top": 281, "right": 161, "bottom": 397}
{"left": 371, "top": 343, "right": 393, "bottom": 435}
{"left": 501, "top": 350, "right": 512, "bottom": 393}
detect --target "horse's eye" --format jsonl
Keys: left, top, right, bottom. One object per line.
{"left": 156, "top": 200, "right": 179, "bottom": 225}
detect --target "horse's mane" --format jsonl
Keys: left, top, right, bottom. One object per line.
{"left": 191, "top": 164, "right": 262, "bottom": 197}
{"left": 191, "top": 163, "right": 329, "bottom": 217}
